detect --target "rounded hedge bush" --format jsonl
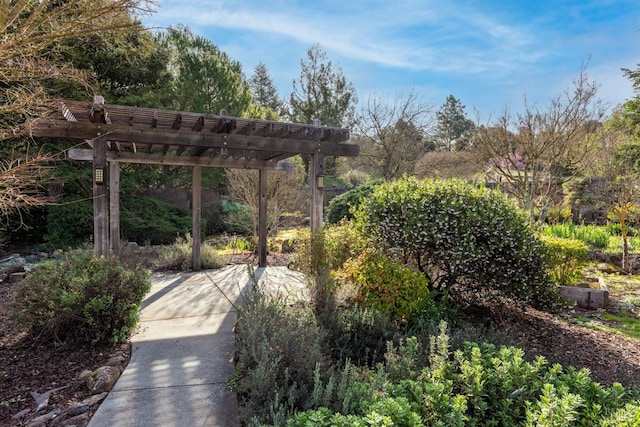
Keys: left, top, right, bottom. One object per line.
{"left": 354, "top": 177, "right": 560, "bottom": 308}
{"left": 12, "top": 251, "right": 150, "bottom": 347}
{"left": 540, "top": 235, "right": 589, "bottom": 286}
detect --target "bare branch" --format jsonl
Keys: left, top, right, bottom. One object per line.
{"left": 226, "top": 165, "right": 305, "bottom": 238}
{"left": 0, "top": 153, "right": 58, "bottom": 229}
{"left": 472, "top": 70, "right": 605, "bottom": 222}
{"left": 0, "top": 0, "right": 156, "bottom": 219}
{"left": 354, "top": 90, "right": 434, "bottom": 180}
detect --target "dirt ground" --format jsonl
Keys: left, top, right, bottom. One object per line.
{"left": 2, "top": 252, "right": 640, "bottom": 424}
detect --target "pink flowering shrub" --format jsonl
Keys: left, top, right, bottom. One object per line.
{"left": 354, "top": 177, "right": 560, "bottom": 308}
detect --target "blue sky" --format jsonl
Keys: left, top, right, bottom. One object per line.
{"left": 142, "top": 0, "right": 639, "bottom": 121}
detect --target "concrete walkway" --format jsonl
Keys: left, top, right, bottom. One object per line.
{"left": 88, "top": 264, "right": 308, "bottom": 427}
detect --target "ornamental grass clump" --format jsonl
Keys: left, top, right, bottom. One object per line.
{"left": 355, "top": 177, "right": 561, "bottom": 309}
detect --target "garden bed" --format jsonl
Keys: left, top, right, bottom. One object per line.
{"left": 558, "top": 277, "right": 609, "bottom": 309}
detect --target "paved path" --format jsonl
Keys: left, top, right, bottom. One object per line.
{"left": 88, "top": 264, "right": 308, "bottom": 427}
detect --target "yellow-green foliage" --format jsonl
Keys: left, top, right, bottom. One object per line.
{"left": 541, "top": 235, "right": 589, "bottom": 286}
{"left": 541, "top": 223, "right": 610, "bottom": 249}
{"left": 291, "top": 221, "right": 365, "bottom": 276}
{"left": 333, "top": 250, "right": 430, "bottom": 321}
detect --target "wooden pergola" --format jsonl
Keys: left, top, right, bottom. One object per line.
{"left": 31, "top": 96, "right": 358, "bottom": 268}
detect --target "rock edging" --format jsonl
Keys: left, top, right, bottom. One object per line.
{"left": 11, "top": 344, "right": 130, "bottom": 427}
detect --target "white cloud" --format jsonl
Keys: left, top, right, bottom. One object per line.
{"left": 142, "top": 0, "right": 639, "bottom": 118}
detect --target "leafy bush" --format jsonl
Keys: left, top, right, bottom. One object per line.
{"left": 326, "top": 180, "right": 382, "bottom": 224}
{"left": 291, "top": 222, "right": 365, "bottom": 276}
{"left": 121, "top": 196, "right": 197, "bottom": 245}
{"left": 541, "top": 235, "right": 589, "bottom": 286}
{"left": 232, "top": 286, "right": 324, "bottom": 426}
{"left": 323, "top": 221, "right": 366, "bottom": 270}
{"left": 45, "top": 195, "right": 93, "bottom": 248}
{"left": 156, "top": 234, "right": 224, "bottom": 271}
{"left": 333, "top": 250, "right": 431, "bottom": 321}
{"left": 282, "top": 327, "right": 640, "bottom": 427}
{"left": 322, "top": 306, "right": 402, "bottom": 367}
{"left": 218, "top": 199, "right": 253, "bottom": 234}
{"left": 11, "top": 251, "right": 150, "bottom": 346}
{"left": 235, "top": 280, "right": 640, "bottom": 426}
{"left": 46, "top": 194, "right": 200, "bottom": 248}
{"left": 355, "top": 177, "right": 559, "bottom": 308}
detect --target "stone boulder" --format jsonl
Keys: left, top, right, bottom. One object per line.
{"left": 86, "top": 366, "right": 120, "bottom": 394}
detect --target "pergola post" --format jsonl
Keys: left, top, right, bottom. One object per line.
{"left": 258, "top": 168, "right": 268, "bottom": 267}
{"left": 192, "top": 165, "right": 202, "bottom": 271}
{"left": 93, "top": 138, "right": 109, "bottom": 258}
{"left": 310, "top": 152, "right": 324, "bottom": 233}
{"left": 109, "top": 161, "right": 120, "bottom": 256}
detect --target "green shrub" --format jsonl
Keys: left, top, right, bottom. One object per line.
{"left": 233, "top": 287, "right": 324, "bottom": 426}
{"left": 291, "top": 222, "right": 365, "bottom": 276}
{"left": 11, "top": 251, "right": 150, "bottom": 346}
{"left": 333, "top": 250, "right": 431, "bottom": 321}
{"left": 45, "top": 195, "right": 93, "bottom": 248}
{"left": 326, "top": 180, "right": 382, "bottom": 224}
{"left": 45, "top": 193, "right": 205, "bottom": 248}
{"left": 541, "top": 235, "right": 589, "bottom": 286}
{"left": 282, "top": 329, "right": 640, "bottom": 427}
{"left": 218, "top": 200, "right": 253, "bottom": 234}
{"left": 324, "top": 306, "right": 402, "bottom": 367}
{"left": 355, "top": 177, "right": 559, "bottom": 308}
{"left": 121, "top": 196, "right": 197, "bottom": 245}
{"left": 324, "top": 221, "right": 367, "bottom": 271}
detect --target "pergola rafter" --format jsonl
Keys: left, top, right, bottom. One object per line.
{"left": 31, "top": 97, "right": 358, "bottom": 268}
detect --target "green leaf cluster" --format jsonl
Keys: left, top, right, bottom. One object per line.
{"left": 333, "top": 250, "right": 430, "bottom": 321}
{"left": 11, "top": 251, "right": 150, "bottom": 346}
{"left": 326, "top": 180, "right": 383, "bottom": 224}
{"left": 284, "top": 330, "right": 640, "bottom": 427}
{"left": 45, "top": 195, "right": 198, "bottom": 248}
{"left": 540, "top": 236, "right": 589, "bottom": 286}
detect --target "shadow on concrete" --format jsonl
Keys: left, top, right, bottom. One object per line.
{"left": 88, "top": 264, "right": 308, "bottom": 427}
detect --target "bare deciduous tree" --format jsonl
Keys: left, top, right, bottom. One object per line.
{"left": 5, "top": 0, "right": 154, "bottom": 137}
{"left": 0, "top": 153, "right": 58, "bottom": 226}
{"left": 225, "top": 164, "right": 305, "bottom": 238}
{"left": 593, "top": 109, "right": 640, "bottom": 271}
{"left": 354, "top": 90, "right": 434, "bottom": 181}
{"left": 472, "top": 70, "right": 605, "bottom": 222}
{"left": 0, "top": 0, "right": 153, "bottom": 222}
{"left": 414, "top": 150, "right": 482, "bottom": 179}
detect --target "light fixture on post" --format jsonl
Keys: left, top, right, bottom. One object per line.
{"left": 94, "top": 165, "right": 105, "bottom": 185}
{"left": 316, "top": 174, "right": 324, "bottom": 189}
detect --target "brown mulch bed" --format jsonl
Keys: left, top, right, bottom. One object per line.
{"left": 2, "top": 252, "right": 640, "bottom": 424}
{"left": 507, "top": 308, "right": 640, "bottom": 387}
{"left": 0, "top": 279, "right": 130, "bottom": 424}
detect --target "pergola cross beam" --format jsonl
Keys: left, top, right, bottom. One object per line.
{"left": 31, "top": 97, "right": 358, "bottom": 269}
